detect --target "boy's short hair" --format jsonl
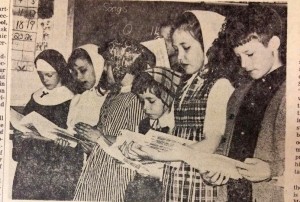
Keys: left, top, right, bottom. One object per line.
{"left": 225, "top": 5, "right": 283, "bottom": 47}
{"left": 224, "top": 4, "right": 286, "bottom": 63}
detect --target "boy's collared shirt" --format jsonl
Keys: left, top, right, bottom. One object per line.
{"left": 149, "top": 106, "right": 175, "bottom": 134}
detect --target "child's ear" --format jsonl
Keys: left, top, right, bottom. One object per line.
{"left": 268, "top": 36, "right": 281, "bottom": 51}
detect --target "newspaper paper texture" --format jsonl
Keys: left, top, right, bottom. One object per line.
{"left": 0, "top": 0, "right": 300, "bottom": 202}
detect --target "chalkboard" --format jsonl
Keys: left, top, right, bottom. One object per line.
{"left": 73, "top": 1, "right": 287, "bottom": 51}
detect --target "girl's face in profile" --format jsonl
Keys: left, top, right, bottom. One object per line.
{"left": 172, "top": 28, "right": 204, "bottom": 75}
{"left": 71, "top": 58, "right": 96, "bottom": 90}
{"left": 139, "top": 89, "right": 168, "bottom": 120}
{"left": 38, "top": 71, "right": 61, "bottom": 90}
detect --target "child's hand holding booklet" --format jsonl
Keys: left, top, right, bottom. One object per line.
{"left": 101, "top": 129, "right": 246, "bottom": 180}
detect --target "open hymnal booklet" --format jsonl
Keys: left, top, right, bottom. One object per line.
{"left": 10, "top": 108, "right": 80, "bottom": 147}
{"left": 100, "top": 129, "right": 245, "bottom": 180}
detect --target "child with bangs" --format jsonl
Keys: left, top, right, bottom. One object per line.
{"left": 205, "top": 5, "right": 286, "bottom": 202}
{"left": 124, "top": 66, "right": 181, "bottom": 202}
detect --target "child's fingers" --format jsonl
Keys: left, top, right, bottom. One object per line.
{"left": 235, "top": 160, "right": 250, "bottom": 170}
{"left": 237, "top": 168, "right": 251, "bottom": 178}
{"left": 223, "top": 175, "right": 230, "bottom": 184}
{"left": 131, "top": 145, "right": 149, "bottom": 158}
{"left": 206, "top": 171, "right": 218, "bottom": 178}
{"left": 119, "top": 142, "right": 127, "bottom": 153}
{"left": 76, "top": 122, "right": 92, "bottom": 128}
{"left": 127, "top": 142, "right": 139, "bottom": 158}
{"left": 74, "top": 126, "right": 84, "bottom": 134}
{"left": 211, "top": 172, "right": 221, "bottom": 182}
{"left": 75, "top": 123, "right": 91, "bottom": 132}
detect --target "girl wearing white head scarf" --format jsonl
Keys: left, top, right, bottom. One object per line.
{"left": 122, "top": 11, "right": 235, "bottom": 202}
{"left": 73, "top": 39, "right": 155, "bottom": 202}
{"left": 161, "top": 10, "right": 234, "bottom": 202}
{"left": 67, "top": 44, "right": 106, "bottom": 131}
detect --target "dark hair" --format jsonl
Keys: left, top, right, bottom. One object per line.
{"left": 132, "top": 71, "right": 164, "bottom": 100}
{"left": 66, "top": 48, "right": 95, "bottom": 93}
{"left": 67, "top": 48, "right": 93, "bottom": 70}
{"left": 34, "top": 49, "right": 71, "bottom": 85}
{"left": 224, "top": 4, "right": 286, "bottom": 64}
{"left": 171, "top": 11, "right": 241, "bottom": 84}
{"left": 102, "top": 38, "right": 156, "bottom": 79}
{"left": 205, "top": 29, "right": 248, "bottom": 87}
{"left": 172, "top": 12, "right": 204, "bottom": 51}
{"left": 130, "top": 45, "right": 156, "bottom": 76}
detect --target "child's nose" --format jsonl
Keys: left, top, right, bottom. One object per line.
{"left": 143, "top": 103, "right": 150, "bottom": 112}
{"left": 43, "top": 77, "right": 50, "bottom": 83}
{"left": 241, "top": 57, "right": 251, "bottom": 70}
{"left": 77, "top": 73, "right": 84, "bottom": 81}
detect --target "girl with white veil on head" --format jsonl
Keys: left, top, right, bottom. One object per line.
{"left": 73, "top": 38, "right": 156, "bottom": 202}
{"left": 12, "top": 49, "right": 83, "bottom": 200}
{"left": 67, "top": 44, "right": 107, "bottom": 131}
{"left": 161, "top": 10, "right": 235, "bottom": 202}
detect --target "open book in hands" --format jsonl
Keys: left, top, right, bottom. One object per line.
{"left": 99, "top": 129, "right": 245, "bottom": 180}
{"left": 10, "top": 108, "right": 80, "bottom": 148}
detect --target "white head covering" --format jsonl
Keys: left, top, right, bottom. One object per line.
{"left": 33, "top": 55, "right": 74, "bottom": 106}
{"left": 77, "top": 44, "right": 104, "bottom": 90}
{"left": 179, "top": 11, "right": 225, "bottom": 108}
{"left": 36, "top": 59, "right": 56, "bottom": 72}
{"left": 67, "top": 44, "right": 107, "bottom": 132}
{"left": 185, "top": 10, "right": 225, "bottom": 65}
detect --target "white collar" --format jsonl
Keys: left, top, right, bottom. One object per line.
{"left": 120, "top": 85, "right": 132, "bottom": 93}
{"left": 149, "top": 105, "right": 175, "bottom": 131}
{"left": 33, "top": 86, "right": 74, "bottom": 106}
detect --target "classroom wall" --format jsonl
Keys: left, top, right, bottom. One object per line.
{"left": 11, "top": 0, "right": 72, "bottom": 106}
{"left": 10, "top": 0, "right": 287, "bottom": 106}
{"left": 72, "top": 1, "right": 287, "bottom": 52}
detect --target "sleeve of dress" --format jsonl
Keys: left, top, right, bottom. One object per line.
{"left": 22, "top": 94, "right": 34, "bottom": 115}
{"left": 203, "top": 78, "right": 234, "bottom": 140}
{"left": 11, "top": 96, "right": 34, "bottom": 161}
{"left": 66, "top": 94, "right": 80, "bottom": 130}
{"left": 104, "top": 94, "right": 144, "bottom": 137}
{"left": 126, "top": 95, "right": 145, "bottom": 133}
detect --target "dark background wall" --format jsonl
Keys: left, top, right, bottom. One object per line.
{"left": 73, "top": 1, "right": 287, "bottom": 52}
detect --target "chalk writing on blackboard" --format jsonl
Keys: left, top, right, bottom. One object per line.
{"left": 103, "top": 3, "right": 128, "bottom": 15}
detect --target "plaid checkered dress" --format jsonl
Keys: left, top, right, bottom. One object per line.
{"left": 162, "top": 73, "right": 218, "bottom": 202}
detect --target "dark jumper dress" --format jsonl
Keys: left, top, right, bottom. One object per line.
{"left": 124, "top": 117, "right": 169, "bottom": 202}
{"left": 11, "top": 95, "right": 84, "bottom": 200}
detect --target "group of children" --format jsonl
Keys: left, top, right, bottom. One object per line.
{"left": 11, "top": 4, "right": 285, "bottom": 202}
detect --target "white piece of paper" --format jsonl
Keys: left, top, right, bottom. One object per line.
{"left": 10, "top": 108, "right": 32, "bottom": 133}
{"left": 101, "top": 129, "right": 243, "bottom": 179}
{"left": 17, "top": 112, "right": 78, "bottom": 147}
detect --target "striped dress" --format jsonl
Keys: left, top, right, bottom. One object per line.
{"left": 162, "top": 73, "right": 218, "bottom": 202}
{"left": 73, "top": 90, "right": 144, "bottom": 201}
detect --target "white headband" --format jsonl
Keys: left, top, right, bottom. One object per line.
{"left": 36, "top": 59, "right": 56, "bottom": 72}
